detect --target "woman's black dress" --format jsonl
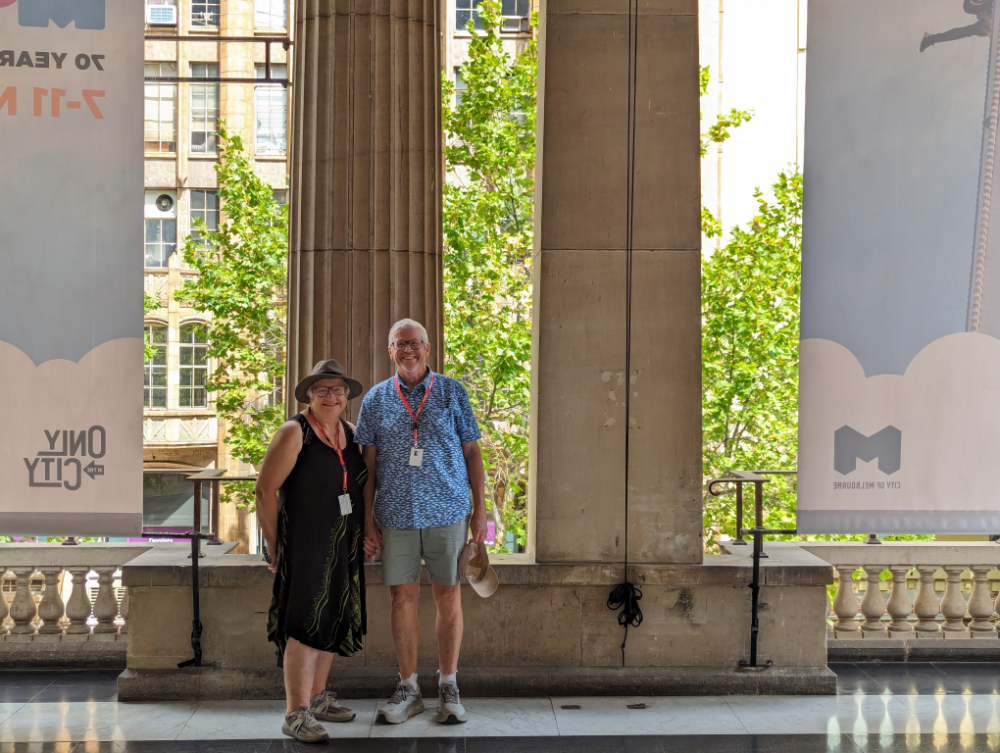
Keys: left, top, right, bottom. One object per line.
{"left": 267, "top": 414, "right": 367, "bottom": 664}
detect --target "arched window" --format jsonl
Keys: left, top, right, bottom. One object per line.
{"left": 179, "top": 323, "right": 209, "bottom": 408}
{"left": 144, "top": 323, "right": 168, "bottom": 408}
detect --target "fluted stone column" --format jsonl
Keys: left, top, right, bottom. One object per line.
{"left": 530, "top": 0, "right": 702, "bottom": 564}
{"left": 287, "top": 0, "right": 442, "bottom": 409}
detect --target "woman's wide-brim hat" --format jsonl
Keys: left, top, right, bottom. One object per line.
{"left": 294, "top": 359, "right": 364, "bottom": 403}
{"left": 457, "top": 541, "right": 499, "bottom": 598}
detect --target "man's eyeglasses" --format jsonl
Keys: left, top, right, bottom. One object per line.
{"left": 314, "top": 386, "right": 348, "bottom": 397}
{"left": 392, "top": 339, "right": 426, "bottom": 351}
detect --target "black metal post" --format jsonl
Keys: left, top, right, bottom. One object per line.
{"left": 179, "top": 477, "right": 204, "bottom": 668}
{"left": 749, "top": 522, "right": 762, "bottom": 666}
{"left": 754, "top": 480, "right": 767, "bottom": 559}
{"left": 265, "top": 40, "right": 271, "bottom": 82}
{"left": 208, "top": 479, "right": 222, "bottom": 545}
{"left": 732, "top": 481, "right": 746, "bottom": 545}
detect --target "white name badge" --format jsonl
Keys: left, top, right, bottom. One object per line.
{"left": 409, "top": 448, "right": 424, "bottom": 467}
{"left": 338, "top": 494, "right": 353, "bottom": 515}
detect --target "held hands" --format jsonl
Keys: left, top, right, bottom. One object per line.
{"left": 364, "top": 518, "right": 382, "bottom": 563}
{"left": 469, "top": 507, "right": 488, "bottom": 544}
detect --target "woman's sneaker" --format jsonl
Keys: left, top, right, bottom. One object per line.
{"left": 310, "top": 690, "right": 356, "bottom": 723}
{"left": 376, "top": 681, "right": 425, "bottom": 724}
{"left": 281, "top": 706, "right": 329, "bottom": 743}
{"left": 436, "top": 683, "right": 468, "bottom": 724}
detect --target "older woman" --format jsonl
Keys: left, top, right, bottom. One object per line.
{"left": 255, "top": 359, "right": 367, "bottom": 743}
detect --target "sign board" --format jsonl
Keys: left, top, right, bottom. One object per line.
{"left": 800, "top": 0, "right": 1000, "bottom": 533}
{"left": 0, "top": 0, "right": 143, "bottom": 535}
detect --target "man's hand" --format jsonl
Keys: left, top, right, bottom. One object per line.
{"left": 364, "top": 517, "right": 382, "bottom": 562}
{"left": 267, "top": 556, "right": 279, "bottom": 575}
{"left": 469, "top": 507, "right": 488, "bottom": 544}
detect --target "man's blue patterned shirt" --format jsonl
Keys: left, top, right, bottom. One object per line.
{"left": 354, "top": 369, "right": 482, "bottom": 530}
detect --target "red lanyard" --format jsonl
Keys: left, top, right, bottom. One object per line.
{"left": 310, "top": 410, "right": 347, "bottom": 491}
{"left": 394, "top": 371, "right": 435, "bottom": 445}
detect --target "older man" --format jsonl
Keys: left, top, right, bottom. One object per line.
{"left": 355, "top": 318, "right": 487, "bottom": 725}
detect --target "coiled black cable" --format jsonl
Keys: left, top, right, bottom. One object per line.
{"left": 607, "top": 581, "right": 643, "bottom": 664}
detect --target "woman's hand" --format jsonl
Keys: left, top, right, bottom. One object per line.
{"left": 364, "top": 518, "right": 382, "bottom": 562}
{"left": 267, "top": 555, "right": 279, "bottom": 574}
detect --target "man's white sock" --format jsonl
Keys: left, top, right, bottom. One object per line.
{"left": 438, "top": 670, "right": 457, "bottom": 687}
{"left": 402, "top": 673, "right": 419, "bottom": 693}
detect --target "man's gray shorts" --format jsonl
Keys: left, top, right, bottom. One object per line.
{"left": 380, "top": 518, "right": 468, "bottom": 586}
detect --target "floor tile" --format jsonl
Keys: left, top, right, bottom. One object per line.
{"left": 370, "top": 699, "right": 558, "bottom": 739}
{"left": 890, "top": 694, "right": 1000, "bottom": 734}
{"left": 852, "top": 732, "right": 1000, "bottom": 751}
{"left": 27, "top": 689, "right": 118, "bottom": 705}
{"left": 0, "top": 703, "right": 200, "bottom": 743}
{"left": 550, "top": 696, "right": 746, "bottom": 737}
{"left": 45, "top": 676, "right": 122, "bottom": 689}
{"left": 832, "top": 665, "right": 891, "bottom": 696}
{"left": 467, "top": 737, "right": 662, "bottom": 753}
{"left": 178, "top": 700, "right": 376, "bottom": 740}
{"left": 0, "top": 744, "right": 77, "bottom": 752}
{"left": 112, "top": 741, "right": 274, "bottom": 753}
{"left": 932, "top": 663, "right": 1000, "bottom": 694}
{"left": 724, "top": 695, "right": 914, "bottom": 736}
{"left": 0, "top": 691, "right": 48, "bottom": 705}
{"left": 0, "top": 676, "right": 64, "bottom": 689}
{"left": 852, "top": 664, "right": 965, "bottom": 695}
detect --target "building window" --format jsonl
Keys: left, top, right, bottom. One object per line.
{"left": 268, "top": 376, "right": 284, "bottom": 408}
{"left": 144, "top": 63, "right": 177, "bottom": 153}
{"left": 145, "top": 218, "right": 176, "bottom": 267}
{"left": 456, "top": 0, "right": 482, "bottom": 30}
{"left": 255, "top": 0, "right": 286, "bottom": 28}
{"left": 501, "top": 0, "right": 530, "bottom": 31}
{"left": 454, "top": 68, "right": 468, "bottom": 106}
{"left": 190, "top": 190, "right": 219, "bottom": 245}
{"left": 144, "top": 323, "right": 168, "bottom": 408}
{"left": 191, "top": 0, "right": 219, "bottom": 27}
{"left": 255, "top": 65, "right": 288, "bottom": 155}
{"left": 190, "top": 64, "right": 219, "bottom": 154}
{"left": 179, "top": 323, "right": 209, "bottom": 408}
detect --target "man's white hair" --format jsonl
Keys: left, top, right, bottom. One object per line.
{"left": 388, "top": 318, "right": 429, "bottom": 346}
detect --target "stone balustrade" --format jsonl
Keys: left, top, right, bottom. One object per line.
{"left": 0, "top": 543, "right": 233, "bottom": 667}
{"left": 792, "top": 542, "right": 1000, "bottom": 640}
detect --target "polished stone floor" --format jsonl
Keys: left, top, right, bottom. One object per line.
{"left": 2, "top": 664, "right": 1000, "bottom": 751}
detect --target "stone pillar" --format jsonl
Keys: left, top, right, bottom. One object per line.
{"left": 286, "top": 0, "right": 443, "bottom": 411}
{"left": 530, "top": 0, "right": 702, "bottom": 563}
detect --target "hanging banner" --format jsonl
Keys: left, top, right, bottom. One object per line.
{"left": 0, "top": 0, "right": 143, "bottom": 535}
{"left": 799, "top": 0, "right": 1000, "bottom": 533}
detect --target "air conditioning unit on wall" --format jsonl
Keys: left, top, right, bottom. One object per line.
{"left": 145, "top": 191, "right": 177, "bottom": 220}
{"left": 146, "top": 4, "right": 177, "bottom": 26}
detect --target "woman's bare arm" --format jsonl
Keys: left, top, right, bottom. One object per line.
{"left": 254, "top": 420, "right": 302, "bottom": 573}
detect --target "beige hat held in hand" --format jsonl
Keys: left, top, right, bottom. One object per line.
{"left": 457, "top": 541, "right": 498, "bottom": 598}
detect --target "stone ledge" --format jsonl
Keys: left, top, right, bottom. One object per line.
{"left": 0, "top": 638, "right": 125, "bottom": 669}
{"left": 830, "top": 638, "right": 1000, "bottom": 663}
{"left": 123, "top": 548, "right": 833, "bottom": 589}
{"left": 117, "top": 665, "right": 836, "bottom": 702}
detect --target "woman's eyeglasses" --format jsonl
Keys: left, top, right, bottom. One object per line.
{"left": 314, "top": 386, "right": 348, "bottom": 397}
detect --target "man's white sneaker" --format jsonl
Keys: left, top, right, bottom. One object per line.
{"left": 376, "top": 682, "right": 425, "bottom": 724}
{"left": 436, "top": 683, "right": 468, "bottom": 724}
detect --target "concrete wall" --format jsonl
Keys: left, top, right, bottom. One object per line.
{"left": 120, "top": 546, "right": 834, "bottom": 699}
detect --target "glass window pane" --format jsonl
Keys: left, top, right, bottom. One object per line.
{"left": 145, "top": 220, "right": 160, "bottom": 242}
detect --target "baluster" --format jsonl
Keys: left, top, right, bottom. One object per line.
{"left": 914, "top": 565, "right": 942, "bottom": 637}
{"left": 118, "top": 584, "right": 129, "bottom": 635}
{"left": 64, "top": 568, "right": 92, "bottom": 638}
{"left": 0, "top": 568, "right": 9, "bottom": 635}
{"left": 8, "top": 568, "right": 37, "bottom": 636}
{"left": 832, "top": 565, "right": 861, "bottom": 637}
{"left": 968, "top": 565, "right": 995, "bottom": 636}
{"left": 886, "top": 566, "right": 915, "bottom": 636}
{"left": 36, "top": 567, "right": 65, "bottom": 635}
{"left": 860, "top": 566, "right": 888, "bottom": 637}
{"left": 91, "top": 567, "right": 119, "bottom": 636}
{"left": 940, "top": 566, "right": 970, "bottom": 638}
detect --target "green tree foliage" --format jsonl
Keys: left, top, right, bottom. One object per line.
{"left": 143, "top": 293, "right": 158, "bottom": 362}
{"left": 701, "top": 171, "right": 802, "bottom": 549}
{"left": 176, "top": 127, "right": 288, "bottom": 509}
{"left": 441, "top": 0, "right": 536, "bottom": 551}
